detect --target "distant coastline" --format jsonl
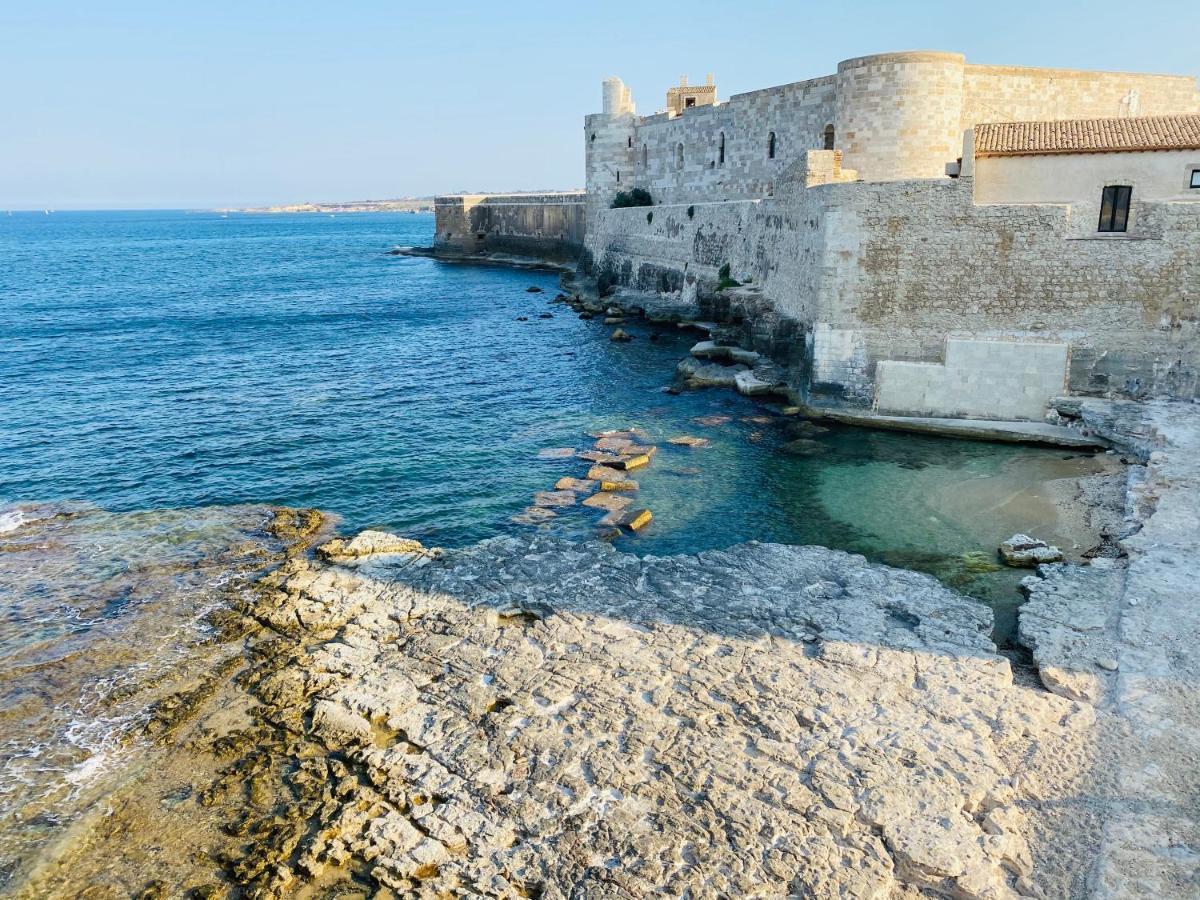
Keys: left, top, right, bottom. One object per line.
{"left": 220, "top": 197, "right": 434, "bottom": 214}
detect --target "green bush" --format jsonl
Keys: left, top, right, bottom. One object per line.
{"left": 611, "top": 188, "right": 653, "bottom": 209}
{"left": 646, "top": 211, "right": 654, "bottom": 225}
{"left": 687, "top": 205, "right": 695, "bottom": 219}
{"left": 717, "top": 263, "right": 740, "bottom": 291}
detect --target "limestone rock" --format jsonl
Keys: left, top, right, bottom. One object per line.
{"left": 598, "top": 507, "right": 652, "bottom": 531}
{"left": 734, "top": 369, "right": 775, "bottom": 396}
{"left": 554, "top": 477, "right": 596, "bottom": 493}
{"left": 676, "top": 357, "right": 747, "bottom": 388}
{"left": 610, "top": 328, "right": 632, "bottom": 342}
{"left": 668, "top": 435, "right": 711, "bottom": 448}
{"left": 999, "top": 534, "right": 1064, "bottom": 567}
{"left": 532, "top": 490, "right": 577, "bottom": 508}
{"left": 510, "top": 507, "right": 557, "bottom": 525}
{"left": 240, "top": 534, "right": 1056, "bottom": 899}
{"left": 582, "top": 493, "right": 632, "bottom": 512}
{"left": 317, "top": 531, "right": 435, "bottom": 562}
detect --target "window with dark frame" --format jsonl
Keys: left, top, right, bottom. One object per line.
{"left": 1098, "top": 185, "right": 1132, "bottom": 233}
{"left": 823, "top": 125, "right": 835, "bottom": 151}
{"left": 767, "top": 131, "right": 776, "bottom": 159}
{"left": 1191, "top": 169, "right": 1200, "bottom": 188}
{"left": 718, "top": 132, "right": 725, "bottom": 166}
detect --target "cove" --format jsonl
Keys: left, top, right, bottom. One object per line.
{"left": 0, "top": 211, "right": 1120, "bottom": 642}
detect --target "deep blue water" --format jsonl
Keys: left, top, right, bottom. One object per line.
{"left": 1, "top": 210, "right": 1107, "bottom": 631}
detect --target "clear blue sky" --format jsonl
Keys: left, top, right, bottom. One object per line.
{"left": 2, "top": 0, "right": 1195, "bottom": 209}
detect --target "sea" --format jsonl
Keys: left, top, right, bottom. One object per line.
{"left": 0, "top": 209, "right": 1114, "bottom": 889}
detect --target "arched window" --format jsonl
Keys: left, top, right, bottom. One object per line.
{"left": 718, "top": 131, "right": 726, "bottom": 166}
{"left": 823, "top": 125, "right": 835, "bottom": 151}
{"left": 642, "top": 144, "right": 648, "bottom": 168}
{"left": 676, "top": 143, "right": 684, "bottom": 171}
{"left": 767, "top": 131, "right": 776, "bottom": 159}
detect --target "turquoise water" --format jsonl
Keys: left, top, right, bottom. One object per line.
{"left": 1, "top": 211, "right": 1108, "bottom": 629}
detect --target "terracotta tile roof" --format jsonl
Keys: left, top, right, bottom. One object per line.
{"left": 974, "top": 114, "right": 1200, "bottom": 156}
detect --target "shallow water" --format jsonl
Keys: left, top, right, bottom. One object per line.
{"left": 1, "top": 211, "right": 1110, "bottom": 621}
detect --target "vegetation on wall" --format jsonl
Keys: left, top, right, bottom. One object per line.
{"left": 717, "top": 263, "right": 741, "bottom": 291}
{"left": 611, "top": 188, "right": 653, "bottom": 209}
{"left": 687, "top": 205, "right": 695, "bottom": 219}
{"left": 646, "top": 211, "right": 654, "bottom": 225}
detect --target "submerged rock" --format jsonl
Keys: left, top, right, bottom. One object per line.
{"left": 999, "top": 534, "right": 1064, "bottom": 567}
{"left": 610, "top": 328, "right": 632, "bottom": 342}
{"left": 581, "top": 492, "right": 632, "bottom": 513}
{"left": 510, "top": 506, "right": 557, "bottom": 525}
{"left": 532, "top": 490, "right": 578, "bottom": 508}
{"left": 782, "top": 438, "right": 828, "bottom": 456}
{"left": 668, "top": 435, "right": 711, "bottom": 448}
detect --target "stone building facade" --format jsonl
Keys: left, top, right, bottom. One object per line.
{"left": 433, "top": 51, "right": 1200, "bottom": 420}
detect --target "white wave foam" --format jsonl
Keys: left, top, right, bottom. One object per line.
{"left": 0, "top": 509, "right": 25, "bottom": 534}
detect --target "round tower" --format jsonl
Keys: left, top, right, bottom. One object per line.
{"left": 834, "top": 51, "right": 966, "bottom": 181}
{"left": 587, "top": 77, "right": 638, "bottom": 213}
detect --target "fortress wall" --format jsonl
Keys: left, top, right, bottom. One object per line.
{"left": 821, "top": 178, "right": 1199, "bottom": 404}
{"left": 961, "top": 65, "right": 1200, "bottom": 128}
{"left": 587, "top": 56, "right": 1200, "bottom": 208}
{"left": 586, "top": 178, "right": 1200, "bottom": 408}
{"left": 434, "top": 193, "right": 586, "bottom": 261}
{"left": 833, "top": 52, "right": 966, "bottom": 181}
{"left": 626, "top": 77, "right": 838, "bottom": 204}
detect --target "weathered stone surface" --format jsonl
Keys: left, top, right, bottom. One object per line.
{"left": 246, "top": 534, "right": 1075, "bottom": 899}
{"left": 510, "top": 507, "right": 557, "bottom": 525}
{"left": 676, "top": 356, "right": 747, "bottom": 388}
{"left": 667, "top": 435, "right": 711, "bottom": 448}
{"left": 581, "top": 492, "right": 632, "bottom": 513}
{"left": 609, "top": 453, "right": 650, "bottom": 471}
{"left": 597, "top": 507, "right": 652, "bottom": 531}
{"left": 554, "top": 477, "right": 597, "bottom": 493}
{"left": 532, "top": 490, "right": 578, "bottom": 508}
{"left": 610, "top": 328, "right": 632, "bottom": 342}
{"left": 734, "top": 368, "right": 776, "bottom": 395}
{"left": 999, "top": 534, "right": 1064, "bottom": 567}
{"left": 317, "top": 530, "right": 435, "bottom": 562}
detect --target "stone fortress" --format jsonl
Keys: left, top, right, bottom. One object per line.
{"left": 433, "top": 51, "right": 1200, "bottom": 422}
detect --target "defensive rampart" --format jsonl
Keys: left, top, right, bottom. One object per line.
{"left": 583, "top": 175, "right": 1199, "bottom": 413}
{"left": 433, "top": 192, "right": 586, "bottom": 262}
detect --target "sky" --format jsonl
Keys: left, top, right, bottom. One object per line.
{"left": 2, "top": 0, "right": 1197, "bottom": 210}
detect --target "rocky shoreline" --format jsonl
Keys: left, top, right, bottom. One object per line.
{"left": 10, "top": 400, "right": 1196, "bottom": 898}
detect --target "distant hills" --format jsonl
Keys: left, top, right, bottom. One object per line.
{"left": 223, "top": 198, "right": 435, "bottom": 214}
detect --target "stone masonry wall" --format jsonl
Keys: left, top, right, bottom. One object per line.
{"left": 434, "top": 193, "right": 586, "bottom": 261}
{"left": 585, "top": 176, "right": 1200, "bottom": 413}
{"left": 961, "top": 64, "right": 1200, "bottom": 129}
{"left": 587, "top": 53, "right": 1200, "bottom": 205}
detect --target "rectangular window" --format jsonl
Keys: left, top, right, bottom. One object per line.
{"left": 1098, "top": 185, "right": 1132, "bottom": 233}
{"left": 1191, "top": 169, "right": 1200, "bottom": 188}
